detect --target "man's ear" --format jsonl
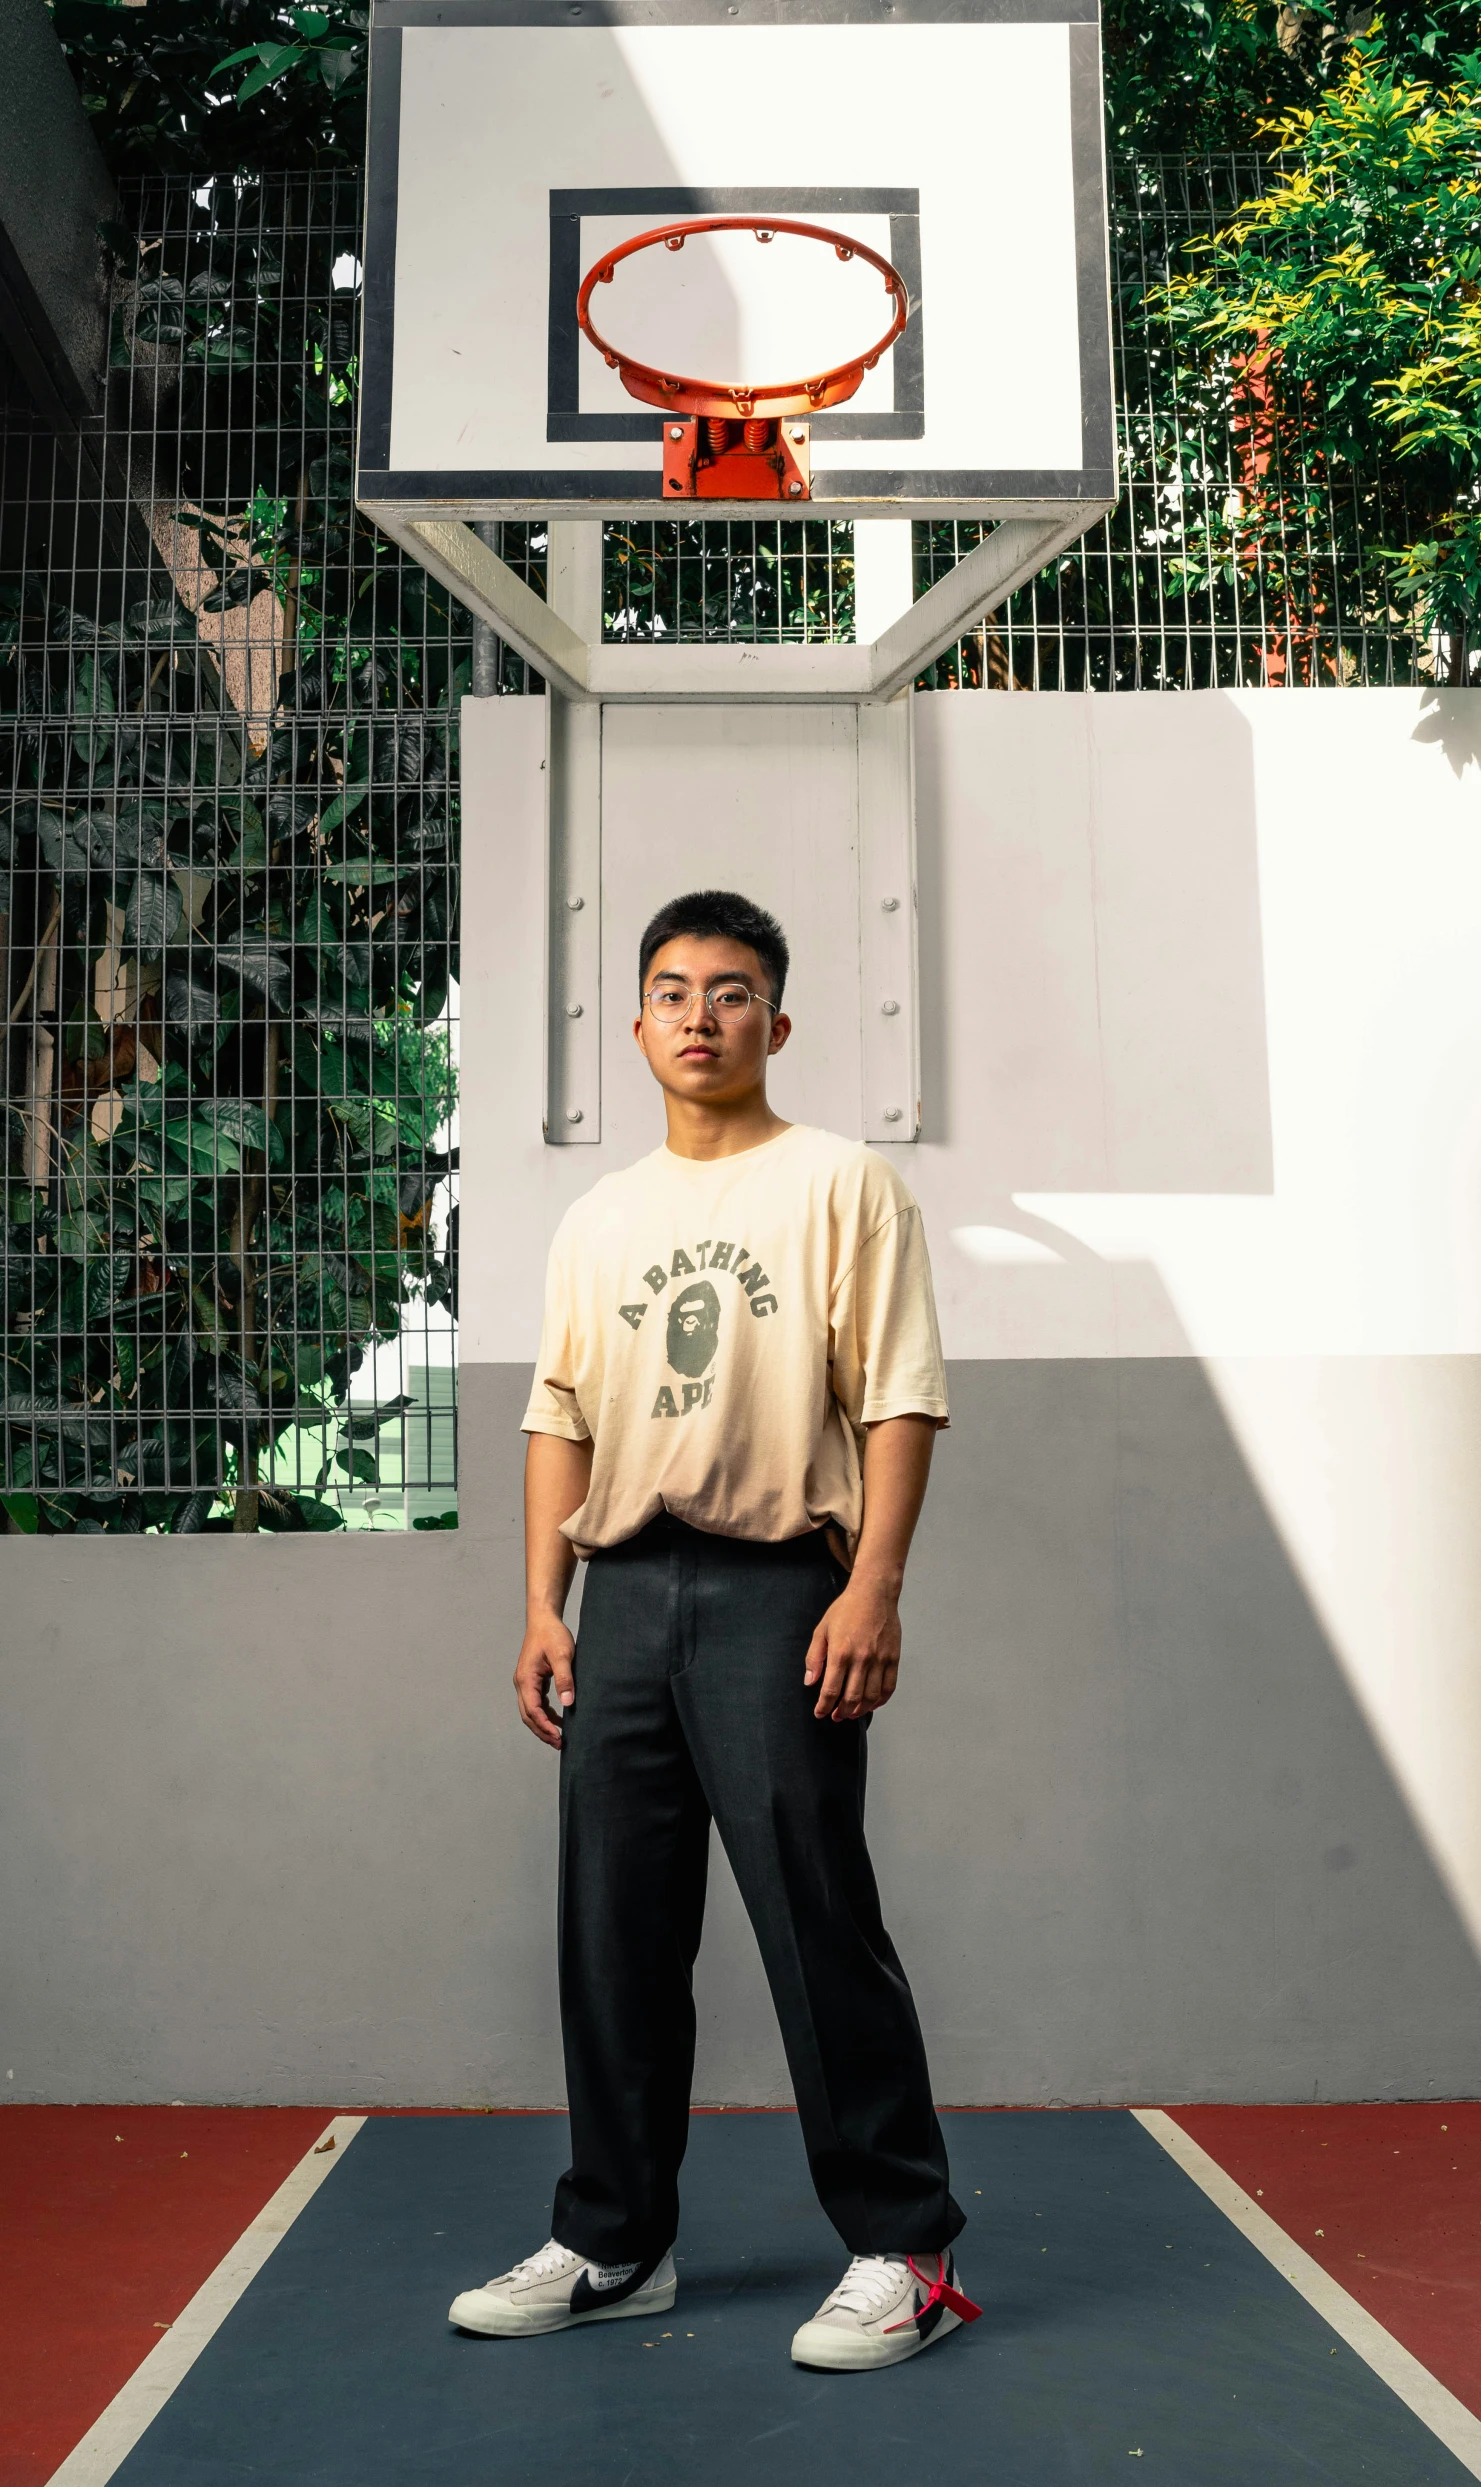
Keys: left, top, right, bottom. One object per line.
{"left": 768, "top": 1012, "right": 792, "bottom": 1056}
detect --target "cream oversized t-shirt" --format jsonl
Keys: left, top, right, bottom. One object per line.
{"left": 522, "top": 1123, "right": 948, "bottom": 1557}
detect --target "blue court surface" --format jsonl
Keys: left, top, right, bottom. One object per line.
{"left": 110, "top": 2110, "right": 1469, "bottom": 2486}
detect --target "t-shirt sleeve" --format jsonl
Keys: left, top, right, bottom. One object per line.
{"left": 521, "top": 1234, "right": 592, "bottom": 1442}
{"left": 831, "top": 1203, "right": 950, "bottom": 1434}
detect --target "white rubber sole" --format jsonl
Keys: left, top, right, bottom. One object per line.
{"left": 449, "top": 2276, "right": 677, "bottom": 2338}
{"left": 790, "top": 2304, "right": 962, "bottom": 2372}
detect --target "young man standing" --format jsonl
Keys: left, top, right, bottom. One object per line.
{"left": 450, "top": 890, "right": 974, "bottom": 2372}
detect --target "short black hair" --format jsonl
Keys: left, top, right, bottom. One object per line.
{"left": 639, "top": 889, "right": 790, "bottom": 1006}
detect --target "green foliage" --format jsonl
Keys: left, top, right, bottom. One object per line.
{"left": 1103, "top": 0, "right": 1481, "bottom": 152}
{"left": 0, "top": 573, "right": 459, "bottom": 1531}
{"left": 213, "top": 5, "right": 365, "bottom": 109}
{"left": 2, "top": 186, "right": 469, "bottom": 1531}
{"left": 1103, "top": 0, "right": 1291, "bottom": 153}
{"left": 49, "top": 0, "right": 366, "bottom": 176}
{"left": 1165, "top": 44, "right": 1481, "bottom": 660}
{"left": 605, "top": 521, "right": 854, "bottom": 644}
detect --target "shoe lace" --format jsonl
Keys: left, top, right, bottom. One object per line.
{"left": 828, "top": 2254, "right": 913, "bottom": 2315}
{"left": 505, "top": 2237, "right": 578, "bottom": 2283}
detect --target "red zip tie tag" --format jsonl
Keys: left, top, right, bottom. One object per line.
{"left": 884, "top": 2253, "right": 983, "bottom": 2331}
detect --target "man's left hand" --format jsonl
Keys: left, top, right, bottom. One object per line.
{"left": 804, "top": 1574, "right": 902, "bottom": 1722}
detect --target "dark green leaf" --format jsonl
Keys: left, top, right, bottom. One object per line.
{"left": 55, "top": 1212, "right": 113, "bottom": 1255}
{"left": 124, "top": 872, "right": 185, "bottom": 957}
{"left": 213, "top": 937, "right": 294, "bottom": 1005}
{"left": 313, "top": 785, "right": 367, "bottom": 839}
{"left": 317, "top": 41, "right": 361, "bottom": 90}
{"left": 199, "top": 567, "right": 261, "bottom": 613}
{"left": 321, "top": 857, "right": 403, "bottom": 885}
{"left": 295, "top": 1495, "right": 348, "bottom": 1530}
{"left": 171, "top": 1492, "right": 217, "bottom": 1534}
{"left": 339, "top": 1394, "right": 412, "bottom": 1437}
{"left": 193, "top": 1101, "right": 285, "bottom": 1166}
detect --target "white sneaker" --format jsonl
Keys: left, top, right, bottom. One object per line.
{"left": 790, "top": 2249, "right": 979, "bottom": 2372}
{"left": 449, "top": 2237, "right": 677, "bottom": 2337}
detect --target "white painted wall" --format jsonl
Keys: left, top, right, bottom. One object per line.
{"left": 464, "top": 689, "right": 1481, "bottom": 1364}
{"left": 909, "top": 690, "right": 1481, "bottom": 1974}
{"left": 5, "top": 686, "right": 1481, "bottom": 2106}
{"left": 461, "top": 685, "right": 1481, "bottom": 1990}
{"left": 464, "top": 681, "right": 1481, "bottom": 1370}
{"left": 912, "top": 688, "right": 1481, "bottom": 1361}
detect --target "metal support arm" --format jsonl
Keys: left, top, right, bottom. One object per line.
{"left": 867, "top": 517, "right": 1082, "bottom": 698}
{"left": 363, "top": 503, "right": 1108, "bottom": 703}
{"left": 404, "top": 517, "right": 590, "bottom": 698}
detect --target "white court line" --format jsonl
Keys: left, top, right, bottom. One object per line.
{"left": 46, "top": 2113, "right": 366, "bottom": 2487}
{"left": 1135, "top": 2108, "right": 1481, "bottom": 2481}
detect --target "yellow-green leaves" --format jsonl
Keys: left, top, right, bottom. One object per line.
{"left": 1164, "top": 44, "right": 1481, "bottom": 641}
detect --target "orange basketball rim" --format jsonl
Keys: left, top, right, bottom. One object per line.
{"left": 575, "top": 215, "right": 912, "bottom": 502}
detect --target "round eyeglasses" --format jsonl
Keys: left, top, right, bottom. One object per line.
{"left": 644, "top": 980, "right": 777, "bottom": 1025}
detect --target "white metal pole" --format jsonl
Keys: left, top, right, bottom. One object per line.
{"left": 544, "top": 523, "right": 604, "bottom": 1143}
{"left": 852, "top": 520, "right": 916, "bottom": 648}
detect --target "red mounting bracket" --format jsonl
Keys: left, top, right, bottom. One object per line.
{"left": 662, "top": 416, "right": 811, "bottom": 503}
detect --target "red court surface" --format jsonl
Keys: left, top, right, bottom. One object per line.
{"left": 4, "top": 2101, "right": 1480, "bottom": 2486}
{"left": 1170, "top": 2103, "right": 1481, "bottom": 2422}
{"left": 0, "top": 2106, "right": 329, "bottom": 2487}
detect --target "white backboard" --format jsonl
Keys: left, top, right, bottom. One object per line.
{"left": 358, "top": 0, "right": 1114, "bottom": 523}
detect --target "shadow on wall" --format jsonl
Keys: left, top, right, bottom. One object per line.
{"left": 741, "top": 682, "right": 1481, "bottom": 2103}
{"left": 1410, "top": 685, "right": 1481, "bottom": 781}
{"left": 882, "top": 1354, "right": 1481, "bottom": 2101}
{"left": 694, "top": 1344, "right": 1481, "bottom": 2106}
{"left": 3, "top": 1353, "right": 1478, "bottom": 2106}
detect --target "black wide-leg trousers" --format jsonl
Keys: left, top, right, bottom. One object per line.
{"left": 551, "top": 1514, "right": 963, "bottom": 2266}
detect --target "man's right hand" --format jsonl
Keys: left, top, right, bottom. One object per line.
{"left": 514, "top": 1613, "right": 577, "bottom": 1750}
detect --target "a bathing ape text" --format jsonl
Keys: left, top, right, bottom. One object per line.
{"left": 613, "top": 1242, "right": 779, "bottom": 1420}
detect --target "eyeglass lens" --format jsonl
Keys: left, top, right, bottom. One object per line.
{"left": 648, "top": 982, "right": 755, "bottom": 1022}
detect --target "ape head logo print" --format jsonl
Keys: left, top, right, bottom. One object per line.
{"left": 632, "top": 1247, "right": 776, "bottom": 1421}
{"left": 667, "top": 1280, "right": 720, "bottom": 1379}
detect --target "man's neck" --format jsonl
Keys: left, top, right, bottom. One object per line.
{"left": 662, "top": 1091, "right": 791, "bottom": 1163}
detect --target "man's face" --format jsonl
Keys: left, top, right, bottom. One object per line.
{"left": 634, "top": 933, "right": 791, "bottom": 1107}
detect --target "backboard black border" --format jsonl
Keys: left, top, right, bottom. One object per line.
{"left": 357, "top": 0, "right": 1115, "bottom": 511}
{"left": 547, "top": 190, "right": 924, "bottom": 444}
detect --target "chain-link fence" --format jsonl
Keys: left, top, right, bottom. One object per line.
{"left": 917, "top": 154, "right": 1436, "bottom": 692}
{"left": 604, "top": 517, "right": 854, "bottom": 645}
{"left": 1, "top": 157, "right": 1432, "bottom": 1533}
{"left": 0, "top": 173, "right": 529, "bottom": 1533}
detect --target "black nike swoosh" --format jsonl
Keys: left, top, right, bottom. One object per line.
{"left": 569, "top": 2257, "right": 660, "bottom": 2315}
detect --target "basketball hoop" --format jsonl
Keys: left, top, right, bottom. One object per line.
{"left": 575, "top": 216, "right": 911, "bottom": 503}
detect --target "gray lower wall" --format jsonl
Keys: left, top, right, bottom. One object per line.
{"left": 4, "top": 1358, "right": 1480, "bottom": 2106}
